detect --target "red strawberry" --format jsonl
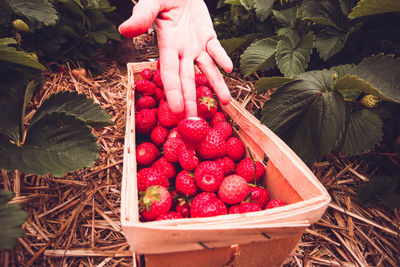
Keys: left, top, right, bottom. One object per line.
{"left": 177, "top": 117, "right": 210, "bottom": 145}
{"left": 141, "top": 68, "right": 153, "bottom": 80}
{"left": 135, "top": 108, "right": 157, "bottom": 135}
{"left": 157, "top": 60, "right": 160, "bottom": 70}
{"left": 240, "top": 202, "right": 262, "bottom": 213}
{"left": 235, "top": 158, "right": 265, "bottom": 184}
{"left": 163, "top": 136, "right": 186, "bottom": 163}
{"left": 215, "top": 156, "right": 236, "bottom": 176}
{"left": 197, "top": 95, "right": 217, "bottom": 120}
{"left": 136, "top": 96, "right": 156, "bottom": 111}
{"left": 265, "top": 199, "right": 286, "bottom": 209}
{"left": 155, "top": 211, "right": 183, "bottom": 221}
{"left": 228, "top": 204, "right": 241, "bottom": 214}
{"left": 190, "top": 192, "right": 227, "bottom": 218}
{"left": 154, "top": 87, "right": 164, "bottom": 102}
{"left": 153, "top": 69, "right": 163, "bottom": 88}
{"left": 226, "top": 137, "right": 245, "bottom": 162}
{"left": 212, "top": 121, "right": 232, "bottom": 140}
{"left": 175, "top": 170, "right": 198, "bottom": 196}
{"left": 178, "top": 149, "right": 199, "bottom": 171}
{"left": 218, "top": 175, "right": 250, "bottom": 205}
{"left": 135, "top": 79, "right": 156, "bottom": 95}
{"left": 210, "top": 112, "right": 227, "bottom": 127}
{"left": 196, "top": 85, "right": 213, "bottom": 100}
{"left": 140, "top": 185, "right": 172, "bottom": 221}
{"left": 174, "top": 201, "right": 190, "bottom": 218}
{"left": 158, "top": 99, "right": 184, "bottom": 128}
{"left": 151, "top": 156, "right": 177, "bottom": 180}
{"left": 137, "top": 168, "right": 169, "bottom": 192}
{"left": 194, "top": 161, "right": 224, "bottom": 192}
{"left": 197, "top": 129, "right": 226, "bottom": 160}
{"left": 195, "top": 73, "right": 209, "bottom": 87}
{"left": 150, "top": 126, "right": 169, "bottom": 146}
{"left": 136, "top": 142, "right": 160, "bottom": 166}
{"left": 250, "top": 186, "right": 270, "bottom": 209}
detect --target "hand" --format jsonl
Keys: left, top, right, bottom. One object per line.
{"left": 119, "top": 0, "right": 233, "bottom": 117}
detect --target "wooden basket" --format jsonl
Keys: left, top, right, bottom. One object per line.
{"left": 121, "top": 62, "right": 331, "bottom": 265}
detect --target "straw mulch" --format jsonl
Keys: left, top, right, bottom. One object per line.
{"left": 0, "top": 37, "right": 399, "bottom": 266}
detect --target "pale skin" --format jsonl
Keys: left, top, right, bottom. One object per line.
{"left": 119, "top": 0, "right": 233, "bottom": 117}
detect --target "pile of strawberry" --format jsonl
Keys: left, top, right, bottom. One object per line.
{"left": 134, "top": 62, "right": 286, "bottom": 222}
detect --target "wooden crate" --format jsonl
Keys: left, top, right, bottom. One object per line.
{"left": 121, "top": 62, "right": 331, "bottom": 266}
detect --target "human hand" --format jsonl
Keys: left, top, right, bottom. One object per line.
{"left": 119, "top": 0, "right": 233, "bottom": 117}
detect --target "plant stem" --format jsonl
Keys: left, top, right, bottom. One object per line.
{"left": 13, "top": 170, "right": 21, "bottom": 197}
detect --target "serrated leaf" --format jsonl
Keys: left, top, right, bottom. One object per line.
{"left": 221, "top": 33, "right": 264, "bottom": 55}
{"left": 0, "top": 190, "right": 28, "bottom": 250}
{"left": 254, "top": 0, "right": 275, "bottom": 21}
{"left": 315, "top": 27, "right": 347, "bottom": 61}
{"left": 30, "top": 91, "right": 114, "bottom": 128}
{"left": 254, "top": 76, "right": 295, "bottom": 93}
{"left": 0, "top": 45, "right": 46, "bottom": 71}
{"left": 329, "top": 64, "right": 354, "bottom": 80}
{"left": 339, "top": 0, "right": 358, "bottom": 16}
{"left": 348, "top": 0, "right": 400, "bottom": 19}
{"left": 22, "top": 81, "right": 38, "bottom": 132}
{"left": 8, "top": 0, "right": 58, "bottom": 26}
{"left": 0, "top": 112, "right": 100, "bottom": 177}
{"left": 272, "top": 7, "right": 297, "bottom": 27}
{"left": 240, "top": 0, "right": 254, "bottom": 10}
{"left": 276, "top": 32, "right": 314, "bottom": 77}
{"left": 0, "top": 38, "right": 17, "bottom": 46}
{"left": 299, "top": 0, "right": 346, "bottom": 29}
{"left": 339, "top": 108, "right": 383, "bottom": 156}
{"left": 240, "top": 38, "right": 277, "bottom": 77}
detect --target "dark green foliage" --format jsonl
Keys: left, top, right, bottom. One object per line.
{"left": 357, "top": 176, "right": 400, "bottom": 209}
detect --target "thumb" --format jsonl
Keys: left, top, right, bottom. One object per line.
{"left": 119, "top": 0, "right": 161, "bottom": 38}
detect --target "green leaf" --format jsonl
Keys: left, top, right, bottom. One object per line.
{"left": 339, "top": 108, "right": 383, "bottom": 156}
{"left": 0, "top": 38, "right": 17, "bottom": 46}
{"left": 0, "top": 190, "right": 28, "bottom": 250}
{"left": 348, "top": 0, "right": 400, "bottom": 19}
{"left": 254, "top": 76, "right": 295, "bottom": 93}
{"left": 30, "top": 91, "right": 114, "bottom": 128}
{"left": 339, "top": 0, "right": 358, "bottom": 16}
{"left": 315, "top": 27, "right": 348, "bottom": 61}
{"left": 22, "top": 81, "right": 38, "bottom": 132}
{"left": 221, "top": 33, "right": 264, "bottom": 55}
{"left": 380, "top": 193, "right": 400, "bottom": 209}
{"left": 240, "top": 38, "right": 277, "bottom": 77}
{"left": 254, "top": 0, "right": 275, "bottom": 21}
{"left": 58, "top": 0, "right": 84, "bottom": 18}
{"left": 329, "top": 64, "right": 354, "bottom": 80}
{"left": 357, "top": 176, "right": 400, "bottom": 208}
{"left": 276, "top": 32, "right": 314, "bottom": 77}
{"left": 89, "top": 32, "right": 108, "bottom": 44}
{"left": 299, "top": 0, "right": 340, "bottom": 28}
{"left": 272, "top": 7, "right": 297, "bottom": 27}
{"left": 240, "top": 0, "right": 255, "bottom": 10}
{"left": 8, "top": 0, "right": 58, "bottom": 26}
{"left": 0, "top": 42, "right": 46, "bottom": 71}
{"left": 0, "top": 112, "right": 100, "bottom": 177}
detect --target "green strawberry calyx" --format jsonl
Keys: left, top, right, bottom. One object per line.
{"left": 199, "top": 96, "right": 216, "bottom": 111}
{"left": 139, "top": 185, "right": 161, "bottom": 212}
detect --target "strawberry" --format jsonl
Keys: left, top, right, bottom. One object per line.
{"left": 174, "top": 201, "right": 190, "bottom": 218}
{"left": 154, "top": 87, "right": 164, "bottom": 102}
{"left": 158, "top": 99, "right": 183, "bottom": 128}
{"left": 190, "top": 192, "right": 227, "bottom": 218}
{"left": 194, "top": 161, "right": 224, "bottom": 192}
{"left": 140, "top": 185, "right": 172, "bottom": 221}
{"left": 135, "top": 108, "right": 157, "bottom": 135}
{"left": 157, "top": 60, "right": 161, "bottom": 70}
{"left": 155, "top": 211, "right": 183, "bottom": 221}
{"left": 178, "top": 148, "right": 199, "bottom": 171}
{"left": 163, "top": 136, "right": 186, "bottom": 163}
{"left": 215, "top": 156, "right": 236, "bottom": 176}
{"left": 197, "top": 95, "right": 217, "bottom": 120}
{"left": 137, "top": 168, "right": 169, "bottom": 192}
{"left": 177, "top": 117, "right": 210, "bottom": 145}
{"left": 151, "top": 156, "right": 177, "bottom": 180}
{"left": 136, "top": 142, "right": 160, "bottom": 166}
{"left": 135, "top": 79, "right": 156, "bottom": 95}
{"left": 235, "top": 158, "right": 265, "bottom": 184}
{"left": 140, "top": 68, "right": 153, "bottom": 80}
{"left": 175, "top": 170, "right": 198, "bottom": 196}
{"left": 212, "top": 121, "right": 232, "bottom": 140}
{"left": 197, "top": 129, "right": 226, "bottom": 160}
{"left": 196, "top": 86, "right": 213, "bottom": 100}
{"left": 240, "top": 202, "right": 262, "bottom": 213}
{"left": 250, "top": 186, "right": 270, "bottom": 209}
{"left": 226, "top": 137, "right": 245, "bottom": 162}
{"left": 152, "top": 69, "right": 163, "bottom": 88}
{"left": 218, "top": 175, "right": 250, "bottom": 205}
{"left": 210, "top": 112, "right": 227, "bottom": 127}
{"left": 228, "top": 204, "right": 241, "bottom": 214}
{"left": 150, "top": 126, "right": 169, "bottom": 146}
{"left": 195, "top": 73, "right": 209, "bottom": 88}
{"left": 136, "top": 96, "right": 156, "bottom": 111}
{"left": 265, "top": 199, "right": 286, "bottom": 209}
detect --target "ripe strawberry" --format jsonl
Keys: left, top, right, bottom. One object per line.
{"left": 218, "top": 175, "right": 250, "bottom": 205}
{"left": 136, "top": 96, "right": 156, "bottom": 111}
{"left": 135, "top": 108, "right": 157, "bottom": 135}
{"left": 154, "top": 87, "right": 164, "bottom": 102}
{"left": 157, "top": 60, "right": 160, "bottom": 70}
{"left": 194, "top": 161, "right": 224, "bottom": 192}
{"left": 235, "top": 158, "right": 265, "bottom": 184}
{"left": 210, "top": 112, "right": 227, "bottom": 127}
{"left": 212, "top": 121, "right": 232, "bottom": 140}
{"left": 238, "top": 202, "right": 262, "bottom": 213}
{"left": 177, "top": 117, "right": 210, "bottom": 145}
{"left": 195, "top": 73, "right": 209, "bottom": 87}
{"left": 196, "top": 86, "right": 213, "bottom": 100}
{"left": 215, "top": 156, "right": 236, "bottom": 176}
{"left": 226, "top": 137, "right": 245, "bottom": 162}
{"left": 175, "top": 170, "right": 198, "bottom": 196}
{"left": 228, "top": 204, "right": 241, "bottom": 214}
{"left": 163, "top": 136, "right": 186, "bottom": 163}
{"left": 250, "top": 186, "right": 270, "bottom": 209}
{"left": 197, "top": 95, "right": 217, "bottom": 120}
{"left": 141, "top": 68, "right": 153, "bottom": 80}
{"left": 152, "top": 69, "right": 163, "bottom": 88}
{"left": 155, "top": 211, "right": 183, "bottom": 221}
{"left": 140, "top": 185, "right": 172, "bottom": 221}
{"left": 137, "top": 168, "right": 169, "bottom": 192}
{"left": 197, "top": 129, "right": 226, "bottom": 160}
{"left": 174, "top": 201, "right": 190, "bottom": 218}
{"left": 190, "top": 192, "right": 227, "bottom": 218}
{"left": 265, "top": 199, "right": 286, "bottom": 209}
{"left": 150, "top": 126, "right": 169, "bottom": 146}
{"left": 135, "top": 79, "right": 156, "bottom": 95}
{"left": 158, "top": 99, "right": 184, "bottom": 128}
{"left": 178, "top": 149, "right": 199, "bottom": 171}
{"left": 136, "top": 142, "right": 160, "bottom": 166}
{"left": 151, "top": 156, "right": 177, "bottom": 180}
